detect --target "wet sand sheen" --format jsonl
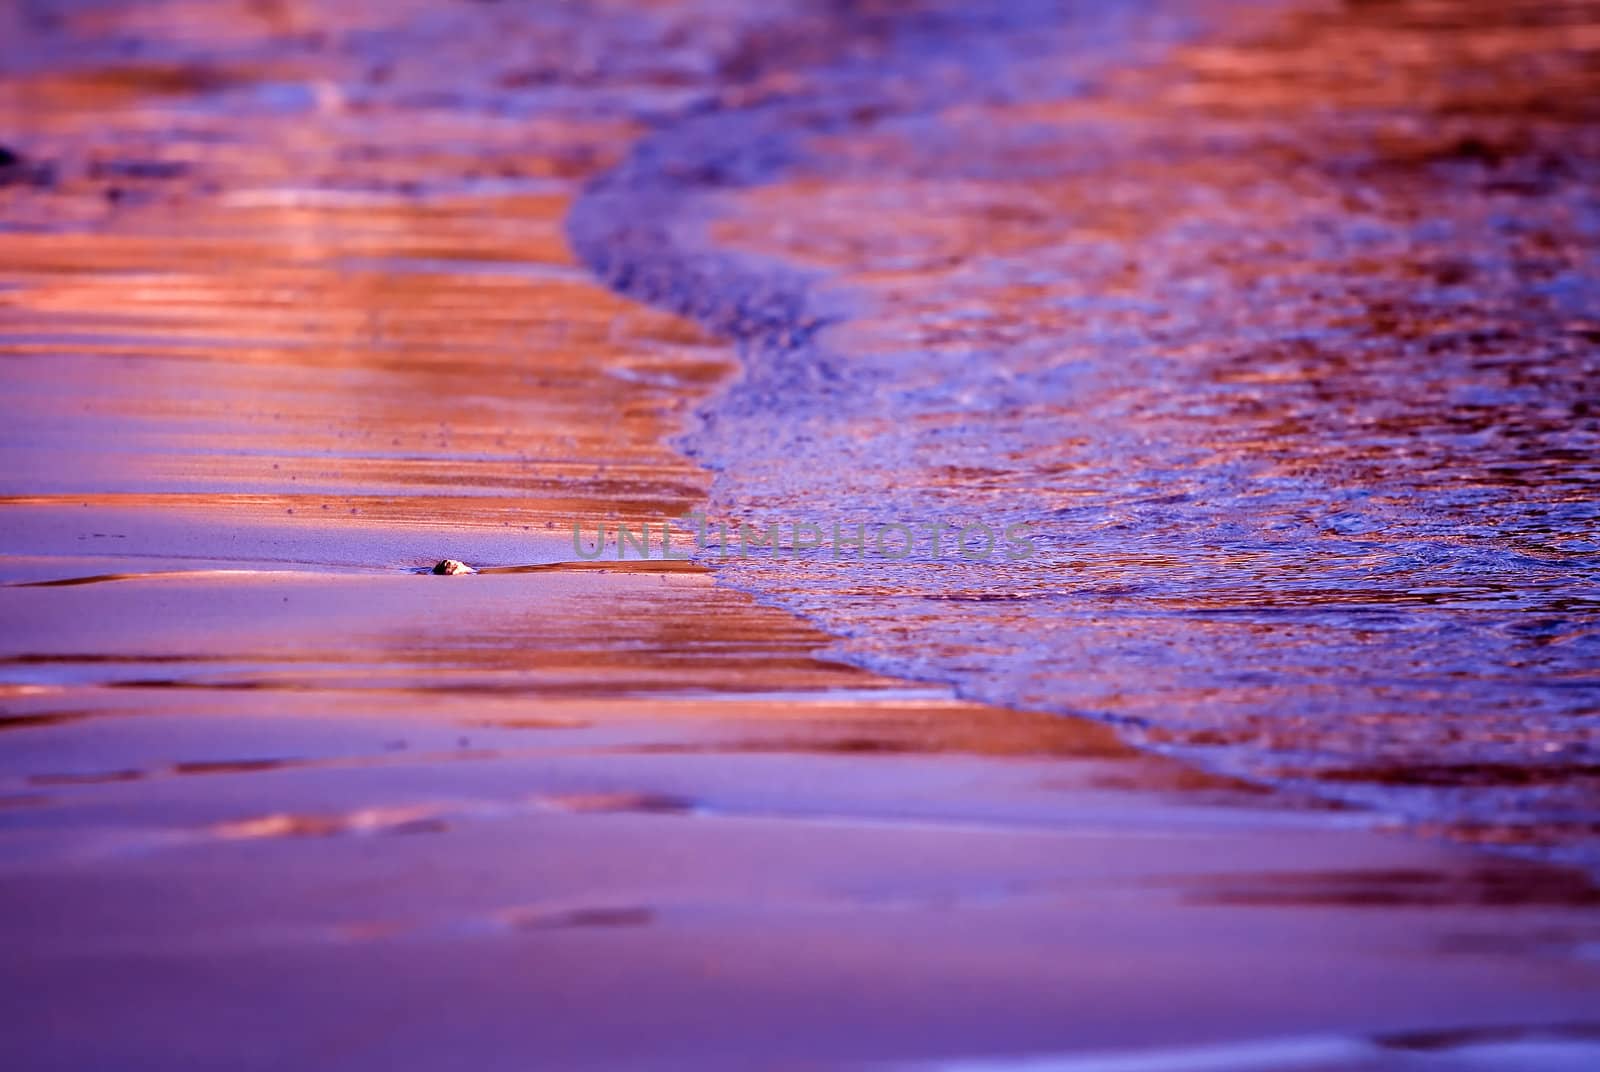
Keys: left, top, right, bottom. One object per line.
{"left": 3, "top": 1, "right": 1600, "bottom": 1069}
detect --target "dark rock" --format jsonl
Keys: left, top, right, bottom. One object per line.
{"left": 430, "top": 559, "right": 474, "bottom": 575}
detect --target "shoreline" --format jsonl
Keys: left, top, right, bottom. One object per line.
{"left": 3, "top": 1, "right": 1600, "bottom": 1068}
{"left": 598, "top": 0, "right": 1600, "bottom": 875}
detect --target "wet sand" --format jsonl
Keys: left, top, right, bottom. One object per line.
{"left": 4, "top": 2, "right": 1600, "bottom": 1069}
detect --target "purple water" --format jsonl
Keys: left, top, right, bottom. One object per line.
{"left": 570, "top": 0, "right": 1600, "bottom": 872}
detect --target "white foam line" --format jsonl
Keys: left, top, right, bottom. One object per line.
{"left": 891, "top": 1035, "right": 1379, "bottom": 1072}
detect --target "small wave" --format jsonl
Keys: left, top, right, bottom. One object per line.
{"left": 568, "top": 0, "right": 1600, "bottom": 873}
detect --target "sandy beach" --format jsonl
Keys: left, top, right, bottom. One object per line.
{"left": 4, "top": 1, "right": 1600, "bottom": 1069}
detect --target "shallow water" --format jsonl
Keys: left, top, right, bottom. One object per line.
{"left": 570, "top": 0, "right": 1600, "bottom": 870}
{"left": 4, "top": 1, "right": 1600, "bottom": 1066}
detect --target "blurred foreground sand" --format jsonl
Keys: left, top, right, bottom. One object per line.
{"left": 2, "top": 2, "right": 1599, "bottom": 1068}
